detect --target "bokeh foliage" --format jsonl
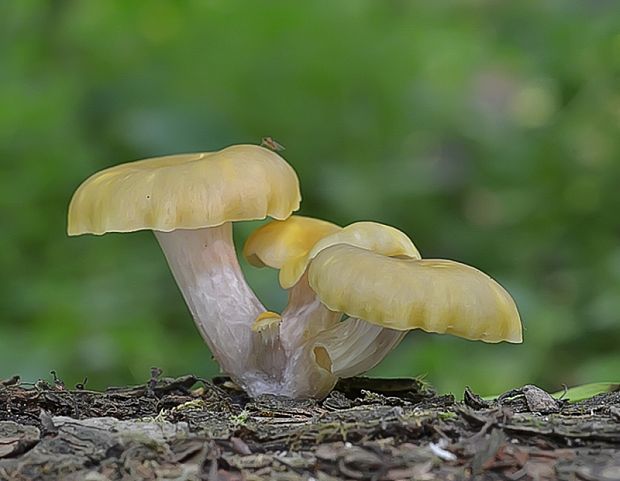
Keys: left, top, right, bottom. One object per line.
{"left": 1, "top": 1, "right": 619, "bottom": 394}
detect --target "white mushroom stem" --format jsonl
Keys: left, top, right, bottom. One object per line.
{"left": 154, "top": 223, "right": 285, "bottom": 391}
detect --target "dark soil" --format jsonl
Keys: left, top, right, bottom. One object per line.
{"left": 0, "top": 372, "right": 619, "bottom": 480}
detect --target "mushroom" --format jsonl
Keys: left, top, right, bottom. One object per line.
{"left": 68, "top": 144, "right": 301, "bottom": 395}
{"left": 69, "top": 146, "right": 522, "bottom": 400}
{"left": 244, "top": 215, "right": 522, "bottom": 397}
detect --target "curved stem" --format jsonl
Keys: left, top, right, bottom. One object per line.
{"left": 154, "top": 223, "right": 285, "bottom": 393}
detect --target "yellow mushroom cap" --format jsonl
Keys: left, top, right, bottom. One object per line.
{"left": 243, "top": 216, "right": 341, "bottom": 269}
{"left": 279, "top": 221, "right": 421, "bottom": 289}
{"left": 307, "top": 244, "right": 523, "bottom": 343}
{"left": 67, "top": 144, "right": 301, "bottom": 235}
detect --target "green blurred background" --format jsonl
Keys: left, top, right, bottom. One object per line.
{"left": 2, "top": 1, "right": 619, "bottom": 395}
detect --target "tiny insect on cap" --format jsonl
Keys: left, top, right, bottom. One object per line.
{"left": 261, "top": 137, "right": 286, "bottom": 152}
{"left": 307, "top": 244, "right": 523, "bottom": 343}
{"left": 67, "top": 145, "right": 301, "bottom": 235}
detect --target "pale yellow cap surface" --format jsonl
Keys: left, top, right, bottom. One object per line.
{"left": 243, "top": 216, "right": 341, "bottom": 269}
{"left": 308, "top": 244, "right": 523, "bottom": 343}
{"left": 279, "top": 221, "right": 421, "bottom": 288}
{"left": 68, "top": 145, "right": 301, "bottom": 235}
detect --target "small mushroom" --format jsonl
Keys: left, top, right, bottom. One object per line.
{"left": 244, "top": 216, "right": 522, "bottom": 397}
{"left": 68, "top": 145, "right": 301, "bottom": 395}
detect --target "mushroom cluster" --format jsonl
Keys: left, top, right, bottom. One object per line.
{"left": 68, "top": 144, "right": 522, "bottom": 398}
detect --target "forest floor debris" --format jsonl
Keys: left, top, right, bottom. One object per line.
{"left": 0, "top": 374, "right": 618, "bottom": 480}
